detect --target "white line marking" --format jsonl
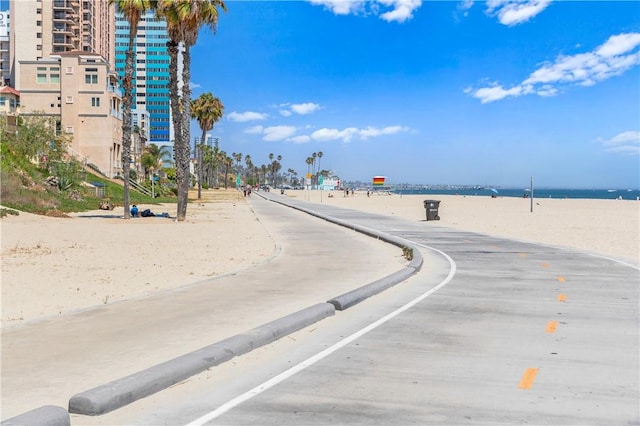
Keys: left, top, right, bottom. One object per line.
{"left": 185, "top": 244, "right": 456, "bottom": 426}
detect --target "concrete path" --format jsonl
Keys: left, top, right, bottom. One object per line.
{"left": 70, "top": 193, "right": 638, "bottom": 425}
{"left": 0, "top": 194, "right": 407, "bottom": 420}
{"left": 3, "top": 193, "right": 638, "bottom": 425}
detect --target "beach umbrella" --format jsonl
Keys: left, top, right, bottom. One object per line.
{"left": 489, "top": 188, "right": 499, "bottom": 194}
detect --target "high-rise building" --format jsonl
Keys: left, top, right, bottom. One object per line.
{"left": 114, "top": 10, "right": 171, "bottom": 148}
{"left": 9, "top": 0, "right": 115, "bottom": 89}
{"left": 0, "top": 10, "right": 10, "bottom": 85}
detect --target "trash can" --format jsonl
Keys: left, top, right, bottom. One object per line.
{"left": 424, "top": 200, "right": 441, "bottom": 221}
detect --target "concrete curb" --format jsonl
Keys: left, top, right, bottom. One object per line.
{"left": 0, "top": 405, "right": 69, "bottom": 426}
{"left": 68, "top": 303, "right": 335, "bottom": 416}
{"left": 328, "top": 267, "right": 418, "bottom": 311}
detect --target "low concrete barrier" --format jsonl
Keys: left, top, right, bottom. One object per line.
{"left": 1, "top": 405, "right": 69, "bottom": 426}
{"left": 69, "top": 303, "right": 335, "bottom": 416}
{"left": 328, "top": 267, "right": 418, "bottom": 311}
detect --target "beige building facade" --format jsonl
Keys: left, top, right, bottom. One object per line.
{"left": 19, "top": 51, "right": 123, "bottom": 177}
{"left": 10, "top": 0, "right": 115, "bottom": 89}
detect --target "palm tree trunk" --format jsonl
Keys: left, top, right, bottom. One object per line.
{"left": 198, "top": 127, "right": 206, "bottom": 199}
{"left": 167, "top": 40, "right": 187, "bottom": 220}
{"left": 176, "top": 44, "right": 193, "bottom": 219}
{"left": 121, "top": 34, "right": 135, "bottom": 219}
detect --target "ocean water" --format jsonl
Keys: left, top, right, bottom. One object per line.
{"left": 392, "top": 188, "right": 640, "bottom": 200}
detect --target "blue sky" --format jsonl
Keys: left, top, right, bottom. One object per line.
{"left": 189, "top": 1, "right": 640, "bottom": 188}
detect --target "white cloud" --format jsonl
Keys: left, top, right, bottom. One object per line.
{"left": 308, "top": 0, "right": 364, "bottom": 15}
{"left": 227, "top": 111, "right": 268, "bottom": 122}
{"left": 262, "top": 125, "right": 298, "bottom": 142}
{"left": 460, "top": 0, "right": 474, "bottom": 10}
{"left": 596, "top": 33, "right": 640, "bottom": 58}
{"left": 469, "top": 84, "right": 528, "bottom": 103}
{"left": 599, "top": 131, "right": 640, "bottom": 155}
{"left": 358, "top": 125, "right": 409, "bottom": 138}
{"left": 467, "top": 32, "right": 640, "bottom": 103}
{"left": 289, "top": 135, "right": 312, "bottom": 144}
{"left": 309, "top": 125, "right": 409, "bottom": 142}
{"left": 290, "top": 102, "right": 322, "bottom": 115}
{"left": 279, "top": 102, "right": 322, "bottom": 116}
{"left": 307, "top": 0, "right": 421, "bottom": 23}
{"left": 244, "top": 125, "right": 264, "bottom": 134}
{"left": 378, "top": 0, "right": 422, "bottom": 23}
{"left": 486, "top": 0, "right": 552, "bottom": 26}
{"left": 311, "top": 127, "right": 359, "bottom": 142}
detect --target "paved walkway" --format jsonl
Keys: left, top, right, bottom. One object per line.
{"left": 3, "top": 193, "right": 638, "bottom": 425}
{"left": 0, "top": 194, "right": 407, "bottom": 419}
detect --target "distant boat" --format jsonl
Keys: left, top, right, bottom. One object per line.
{"left": 607, "top": 189, "right": 617, "bottom": 192}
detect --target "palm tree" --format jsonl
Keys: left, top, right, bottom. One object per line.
{"left": 305, "top": 157, "right": 313, "bottom": 187}
{"left": 110, "top": 0, "right": 157, "bottom": 218}
{"left": 157, "top": 0, "right": 227, "bottom": 221}
{"left": 223, "top": 155, "right": 233, "bottom": 189}
{"left": 191, "top": 92, "right": 224, "bottom": 199}
{"left": 232, "top": 152, "right": 242, "bottom": 185}
{"left": 312, "top": 152, "right": 318, "bottom": 187}
{"left": 140, "top": 143, "right": 172, "bottom": 181}
{"left": 260, "top": 164, "right": 268, "bottom": 186}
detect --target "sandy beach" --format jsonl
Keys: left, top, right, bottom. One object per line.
{"left": 2, "top": 189, "right": 638, "bottom": 327}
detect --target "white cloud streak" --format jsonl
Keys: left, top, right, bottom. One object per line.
{"left": 310, "top": 125, "right": 409, "bottom": 142}
{"left": 279, "top": 102, "right": 323, "bottom": 116}
{"left": 486, "top": 0, "right": 552, "bottom": 26}
{"left": 228, "top": 111, "right": 268, "bottom": 122}
{"left": 600, "top": 131, "right": 640, "bottom": 155}
{"left": 467, "top": 32, "right": 640, "bottom": 103}
{"left": 263, "top": 126, "right": 298, "bottom": 142}
{"left": 245, "top": 123, "right": 409, "bottom": 144}
{"left": 307, "top": 0, "right": 421, "bottom": 23}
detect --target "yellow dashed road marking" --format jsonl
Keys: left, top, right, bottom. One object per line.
{"left": 518, "top": 253, "right": 527, "bottom": 258}
{"left": 557, "top": 276, "right": 566, "bottom": 282}
{"left": 518, "top": 368, "right": 539, "bottom": 389}
{"left": 546, "top": 321, "right": 558, "bottom": 333}
{"left": 541, "top": 262, "right": 550, "bottom": 268}
{"left": 557, "top": 294, "right": 567, "bottom": 302}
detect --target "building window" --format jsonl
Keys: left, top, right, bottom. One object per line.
{"left": 37, "top": 73, "right": 47, "bottom": 83}
{"left": 36, "top": 45, "right": 42, "bottom": 51}
{"left": 91, "top": 97, "right": 100, "bottom": 107}
{"left": 66, "top": 96, "right": 74, "bottom": 103}
{"left": 65, "top": 126, "right": 73, "bottom": 134}
{"left": 85, "top": 74, "right": 98, "bottom": 84}
{"left": 50, "top": 73, "right": 60, "bottom": 83}
{"left": 65, "top": 67, "right": 73, "bottom": 74}
{"left": 37, "top": 8, "right": 42, "bottom": 13}
{"left": 36, "top": 20, "right": 42, "bottom": 26}
{"left": 0, "top": 96, "right": 5, "bottom": 105}
{"left": 36, "top": 33, "right": 42, "bottom": 38}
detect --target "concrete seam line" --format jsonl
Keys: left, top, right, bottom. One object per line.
{"left": 1, "top": 405, "right": 70, "bottom": 426}
{"left": 68, "top": 303, "right": 335, "bottom": 416}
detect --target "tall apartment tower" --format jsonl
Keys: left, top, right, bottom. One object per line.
{"left": 115, "top": 10, "right": 171, "bottom": 147}
{"left": 9, "top": 0, "right": 114, "bottom": 89}
{"left": 0, "top": 10, "right": 10, "bottom": 85}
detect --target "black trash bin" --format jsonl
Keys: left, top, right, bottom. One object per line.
{"left": 424, "top": 200, "right": 441, "bottom": 221}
